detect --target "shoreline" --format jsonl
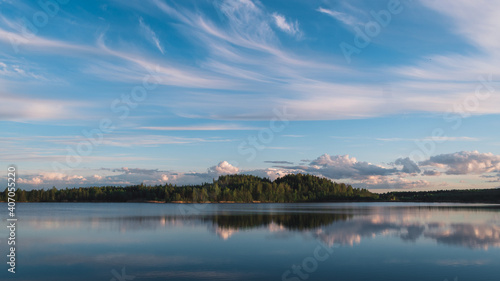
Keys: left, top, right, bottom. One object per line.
{"left": 1, "top": 200, "right": 499, "bottom": 204}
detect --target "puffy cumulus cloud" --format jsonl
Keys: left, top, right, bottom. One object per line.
{"left": 423, "top": 170, "right": 441, "bottom": 176}
{"left": 16, "top": 162, "right": 240, "bottom": 189}
{"left": 267, "top": 154, "right": 435, "bottom": 189}
{"left": 357, "top": 175, "right": 431, "bottom": 190}
{"left": 482, "top": 173, "right": 500, "bottom": 183}
{"left": 18, "top": 173, "right": 86, "bottom": 188}
{"left": 394, "top": 157, "right": 421, "bottom": 174}
{"left": 266, "top": 154, "right": 445, "bottom": 189}
{"left": 16, "top": 168, "right": 175, "bottom": 190}
{"left": 88, "top": 167, "right": 173, "bottom": 186}
{"left": 15, "top": 152, "right": 500, "bottom": 191}
{"left": 105, "top": 169, "right": 178, "bottom": 186}
{"left": 103, "top": 161, "right": 240, "bottom": 187}
{"left": 166, "top": 161, "right": 240, "bottom": 185}
{"left": 307, "top": 154, "right": 397, "bottom": 180}
{"left": 420, "top": 151, "right": 500, "bottom": 175}
{"left": 110, "top": 167, "right": 162, "bottom": 175}
{"left": 18, "top": 177, "right": 43, "bottom": 185}
{"left": 243, "top": 168, "right": 293, "bottom": 181}
{"left": 208, "top": 161, "right": 239, "bottom": 175}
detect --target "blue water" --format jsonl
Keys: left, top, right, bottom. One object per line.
{"left": 1, "top": 202, "right": 499, "bottom": 280}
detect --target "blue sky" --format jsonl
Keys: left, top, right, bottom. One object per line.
{"left": 1, "top": 0, "right": 499, "bottom": 191}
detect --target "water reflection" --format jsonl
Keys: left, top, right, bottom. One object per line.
{"left": 22, "top": 203, "right": 500, "bottom": 250}
{"left": 425, "top": 223, "right": 500, "bottom": 249}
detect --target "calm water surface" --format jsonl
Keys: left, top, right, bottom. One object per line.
{"left": 1, "top": 202, "right": 499, "bottom": 280}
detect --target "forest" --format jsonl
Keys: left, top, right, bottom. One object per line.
{"left": 1, "top": 174, "right": 377, "bottom": 203}
{"left": 3, "top": 173, "right": 499, "bottom": 203}
{"left": 381, "top": 188, "right": 500, "bottom": 203}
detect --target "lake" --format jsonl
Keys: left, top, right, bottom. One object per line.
{"left": 1, "top": 202, "right": 499, "bottom": 280}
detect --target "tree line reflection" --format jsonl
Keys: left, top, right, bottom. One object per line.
{"left": 25, "top": 206, "right": 500, "bottom": 250}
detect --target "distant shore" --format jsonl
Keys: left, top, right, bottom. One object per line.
{"left": 2, "top": 174, "right": 499, "bottom": 204}
{"left": 2, "top": 199, "right": 499, "bottom": 204}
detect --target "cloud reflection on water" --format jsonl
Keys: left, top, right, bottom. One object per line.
{"left": 23, "top": 204, "right": 500, "bottom": 250}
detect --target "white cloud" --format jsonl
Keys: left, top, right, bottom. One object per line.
{"left": 271, "top": 13, "right": 300, "bottom": 37}
{"left": 0, "top": 93, "right": 87, "bottom": 121}
{"left": 1, "top": 0, "right": 500, "bottom": 123}
{"left": 394, "top": 157, "right": 421, "bottom": 174}
{"left": 12, "top": 151, "right": 500, "bottom": 190}
{"left": 217, "top": 0, "right": 276, "bottom": 47}
{"left": 385, "top": 1, "right": 500, "bottom": 116}
{"left": 423, "top": 170, "right": 441, "bottom": 176}
{"left": 420, "top": 0, "right": 500, "bottom": 52}
{"left": 317, "top": 7, "right": 360, "bottom": 27}
{"left": 161, "top": 174, "right": 169, "bottom": 182}
{"left": 0, "top": 26, "right": 96, "bottom": 54}
{"left": 96, "top": 33, "right": 233, "bottom": 89}
{"left": 425, "top": 224, "right": 500, "bottom": 250}
{"left": 208, "top": 161, "right": 239, "bottom": 175}
{"left": 0, "top": 60, "right": 46, "bottom": 80}
{"left": 243, "top": 168, "right": 292, "bottom": 181}
{"left": 376, "top": 137, "right": 479, "bottom": 142}
{"left": 420, "top": 151, "right": 500, "bottom": 175}
{"left": 358, "top": 175, "right": 431, "bottom": 190}
{"left": 138, "top": 17, "right": 165, "bottom": 54}
{"left": 139, "top": 124, "right": 260, "bottom": 131}
{"left": 306, "top": 154, "right": 397, "bottom": 179}
{"left": 34, "top": 134, "right": 232, "bottom": 147}
{"left": 18, "top": 172, "right": 86, "bottom": 186}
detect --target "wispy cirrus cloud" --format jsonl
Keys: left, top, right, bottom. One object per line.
{"left": 264, "top": 160, "right": 294, "bottom": 165}
{"left": 4, "top": 0, "right": 498, "bottom": 122}
{"left": 316, "top": 7, "right": 361, "bottom": 27}
{"left": 0, "top": 60, "right": 44, "bottom": 79}
{"left": 138, "top": 17, "right": 165, "bottom": 54}
{"left": 138, "top": 124, "right": 261, "bottom": 131}
{"left": 330, "top": 136, "right": 480, "bottom": 142}
{"left": 271, "top": 12, "right": 301, "bottom": 37}
{"left": 0, "top": 26, "right": 97, "bottom": 54}
{"left": 1, "top": 0, "right": 499, "bottom": 193}
{"left": 0, "top": 93, "right": 89, "bottom": 121}
{"left": 419, "top": 0, "right": 500, "bottom": 52}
